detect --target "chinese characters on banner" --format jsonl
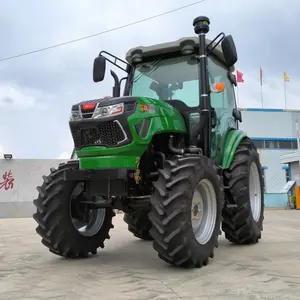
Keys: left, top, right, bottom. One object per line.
{"left": 0, "top": 170, "right": 14, "bottom": 190}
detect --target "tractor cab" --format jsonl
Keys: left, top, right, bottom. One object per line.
{"left": 125, "top": 36, "right": 237, "bottom": 143}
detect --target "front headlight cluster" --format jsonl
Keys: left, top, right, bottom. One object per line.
{"left": 93, "top": 103, "right": 124, "bottom": 119}
{"left": 70, "top": 110, "right": 81, "bottom": 121}
{"left": 70, "top": 103, "right": 124, "bottom": 121}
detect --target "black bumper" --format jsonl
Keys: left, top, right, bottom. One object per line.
{"left": 63, "top": 168, "right": 129, "bottom": 196}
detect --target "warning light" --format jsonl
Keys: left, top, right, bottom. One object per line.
{"left": 82, "top": 102, "right": 96, "bottom": 110}
{"left": 210, "top": 82, "right": 225, "bottom": 93}
{"left": 139, "top": 104, "right": 149, "bottom": 112}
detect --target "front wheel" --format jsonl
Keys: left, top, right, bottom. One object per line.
{"left": 149, "top": 154, "right": 223, "bottom": 268}
{"left": 33, "top": 161, "right": 115, "bottom": 258}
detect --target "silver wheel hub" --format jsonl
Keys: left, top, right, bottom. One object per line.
{"left": 249, "top": 162, "right": 262, "bottom": 222}
{"left": 70, "top": 183, "right": 106, "bottom": 237}
{"left": 73, "top": 209, "right": 106, "bottom": 237}
{"left": 191, "top": 178, "right": 217, "bottom": 245}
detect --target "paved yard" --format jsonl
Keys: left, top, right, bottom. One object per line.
{"left": 0, "top": 210, "right": 300, "bottom": 300}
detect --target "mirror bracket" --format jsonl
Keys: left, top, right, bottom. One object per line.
{"left": 228, "top": 71, "right": 237, "bottom": 86}
{"left": 232, "top": 108, "right": 242, "bottom": 122}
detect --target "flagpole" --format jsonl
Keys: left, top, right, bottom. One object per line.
{"left": 236, "top": 81, "right": 240, "bottom": 108}
{"left": 284, "top": 80, "right": 287, "bottom": 109}
{"left": 260, "top": 84, "right": 263, "bottom": 109}
{"left": 259, "top": 66, "right": 263, "bottom": 108}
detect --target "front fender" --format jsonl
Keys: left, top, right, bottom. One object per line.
{"left": 222, "top": 129, "right": 248, "bottom": 169}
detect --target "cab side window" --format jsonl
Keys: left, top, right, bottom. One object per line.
{"left": 208, "top": 55, "right": 236, "bottom": 116}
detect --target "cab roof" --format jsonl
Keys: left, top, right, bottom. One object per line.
{"left": 125, "top": 36, "right": 235, "bottom": 71}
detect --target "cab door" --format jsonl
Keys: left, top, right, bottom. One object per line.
{"left": 208, "top": 55, "right": 238, "bottom": 165}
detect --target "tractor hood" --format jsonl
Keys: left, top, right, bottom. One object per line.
{"left": 69, "top": 96, "right": 187, "bottom": 160}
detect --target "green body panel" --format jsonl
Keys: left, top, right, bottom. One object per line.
{"left": 80, "top": 156, "right": 137, "bottom": 169}
{"left": 76, "top": 97, "right": 187, "bottom": 169}
{"left": 221, "top": 129, "right": 248, "bottom": 169}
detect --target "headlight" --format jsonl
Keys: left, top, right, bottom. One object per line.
{"left": 70, "top": 110, "right": 82, "bottom": 121}
{"left": 93, "top": 103, "right": 124, "bottom": 119}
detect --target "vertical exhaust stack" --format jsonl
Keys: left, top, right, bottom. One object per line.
{"left": 193, "top": 16, "right": 211, "bottom": 157}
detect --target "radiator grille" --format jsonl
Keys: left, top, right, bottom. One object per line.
{"left": 70, "top": 121, "right": 126, "bottom": 148}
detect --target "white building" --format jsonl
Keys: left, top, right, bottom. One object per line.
{"left": 239, "top": 108, "right": 300, "bottom": 207}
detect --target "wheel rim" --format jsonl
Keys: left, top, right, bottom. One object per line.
{"left": 191, "top": 179, "right": 217, "bottom": 245}
{"left": 69, "top": 183, "right": 106, "bottom": 237}
{"left": 249, "top": 162, "right": 262, "bottom": 222}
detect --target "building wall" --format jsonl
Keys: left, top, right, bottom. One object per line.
{"left": 290, "top": 161, "right": 300, "bottom": 184}
{"left": 0, "top": 159, "right": 67, "bottom": 218}
{"left": 240, "top": 109, "right": 300, "bottom": 139}
{"left": 259, "top": 149, "right": 289, "bottom": 193}
{"left": 239, "top": 109, "right": 300, "bottom": 207}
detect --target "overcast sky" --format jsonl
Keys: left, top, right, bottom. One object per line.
{"left": 0, "top": 0, "right": 299, "bottom": 159}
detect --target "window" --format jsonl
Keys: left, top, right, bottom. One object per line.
{"left": 208, "top": 55, "right": 236, "bottom": 112}
{"left": 130, "top": 53, "right": 236, "bottom": 112}
{"left": 131, "top": 55, "right": 200, "bottom": 107}
{"left": 253, "top": 140, "right": 264, "bottom": 149}
{"left": 285, "top": 168, "right": 291, "bottom": 182}
{"left": 265, "top": 140, "right": 278, "bottom": 148}
{"left": 252, "top": 139, "right": 296, "bottom": 149}
{"left": 278, "top": 140, "right": 292, "bottom": 149}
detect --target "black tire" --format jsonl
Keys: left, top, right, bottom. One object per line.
{"left": 33, "top": 160, "right": 115, "bottom": 258}
{"left": 222, "top": 138, "right": 264, "bottom": 245}
{"left": 149, "top": 154, "right": 223, "bottom": 268}
{"left": 123, "top": 211, "right": 153, "bottom": 240}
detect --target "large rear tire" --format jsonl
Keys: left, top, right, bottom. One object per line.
{"left": 149, "top": 154, "right": 223, "bottom": 268}
{"left": 222, "top": 139, "right": 264, "bottom": 244}
{"left": 33, "top": 161, "right": 115, "bottom": 258}
{"left": 123, "top": 211, "right": 153, "bottom": 240}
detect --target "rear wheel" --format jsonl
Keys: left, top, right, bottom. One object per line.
{"left": 123, "top": 211, "right": 153, "bottom": 240}
{"left": 149, "top": 154, "right": 223, "bottom": 268}
{"left": 33, "top": 161, "right": 115, "bottom": 258}
{"left": 222, "top": 139, "right": 264, "bottom": 244}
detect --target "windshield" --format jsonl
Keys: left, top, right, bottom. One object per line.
{"left": 130, "top": 55, "right": 200, "bottom": 107}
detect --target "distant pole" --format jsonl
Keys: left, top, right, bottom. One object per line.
{"left": 284, "top": 81, "right": 287, "bottom": 109}
{"left": 283, "top": 72, "right": 290, "bottom": 109}
{"left": 259, "top": 66, "right": 263, "bottom": 108}
{"left": 260, "top": 84, "right": 264, "bottom": 109}
{"left": 236, "top": 83, "right": 240, "bottom": 108}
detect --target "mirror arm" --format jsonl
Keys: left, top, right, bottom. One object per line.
{"left": 206, "top": 32, "right": 225, "bottom": 55}
{"left": 100, "top": 51, "right": 131, "bottom": 73}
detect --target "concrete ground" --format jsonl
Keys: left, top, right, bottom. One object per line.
{"left": 0, "top": 210, "right": 300, "bottom": 300}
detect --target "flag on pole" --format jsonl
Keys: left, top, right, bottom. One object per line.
{"left": 236, "top": 70, "right": 244, "bottom": 83}
{"left": 259, "top": 66, "right": 263, "bottom": 85}
{"left": 284, "top": 72, "right": 290, "bottom": 82}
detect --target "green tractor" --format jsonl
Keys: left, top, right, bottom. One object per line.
{"left": 33, "top": 16, "right": 264, "bottom": 268}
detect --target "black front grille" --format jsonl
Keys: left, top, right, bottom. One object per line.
{"left": 70, "top": 121, "right": 126, "bottom": 149}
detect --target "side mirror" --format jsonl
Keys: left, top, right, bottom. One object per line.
{"left": 221, "top": 35, "right": 238, "bottom": 67}
{"left": 93, "top": 55, "right": 106, "bottom": 82}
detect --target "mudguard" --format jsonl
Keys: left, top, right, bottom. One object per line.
{"left": 222, "top": 129, "right": 248, "bottom": 169}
